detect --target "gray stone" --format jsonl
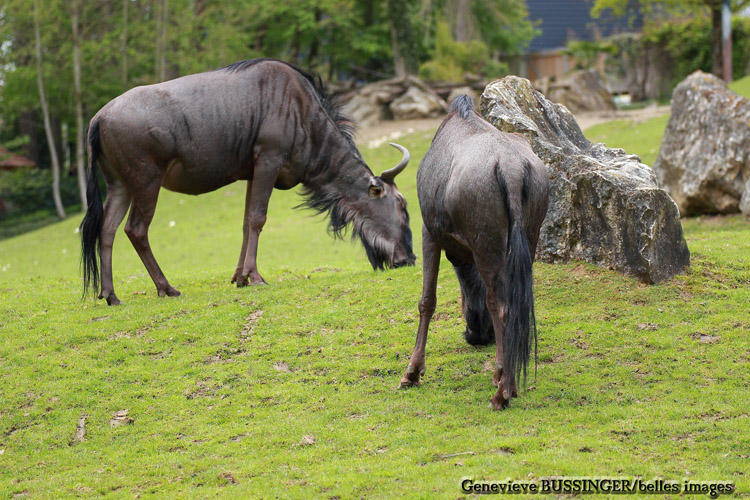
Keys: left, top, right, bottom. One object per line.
{"left": 653, "top": 71, "right": 750, "bottom": 216}
{"left": 447, "top": 86, "right": 480, "bottom": 108}
{"left": 389, "top": 86, "right": 447, "bottom": 120}
{"left": 546, "top": 69, "right": 616, "bottom": 114}
{"left": 481, "top": 76, "right": 690, "bottom": 283}
{"left": 344, "top": 93, "right": 389, "bottom": 127}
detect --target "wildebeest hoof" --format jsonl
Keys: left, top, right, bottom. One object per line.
{"left": 490, "top": 388, "right": 510, "bottom": 410}
{"left": 250, "top": 277, "right": 267, "bottom": 286}
{"left": 399, "top": 364, "right": 425, "bottom": 388}
{"left": 102, "top": 293, "right": 121, "bottom": 306}
{"left": 158, "top": 287, "right": 181, "bottom": 298}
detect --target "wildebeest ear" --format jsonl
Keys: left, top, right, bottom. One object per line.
{"left": 368, "top": 181, "right": 385, "bottom": 199}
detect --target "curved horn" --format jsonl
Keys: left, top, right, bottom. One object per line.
{"left": 380, "top": 143, "right": 410, "bottom": 183}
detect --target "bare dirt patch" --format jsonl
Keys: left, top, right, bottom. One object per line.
{"left": 355, "top": 117, "right": 443, "bottom": 148}
{"left": 354, "top": 104, "right": 670, "bottom": 147}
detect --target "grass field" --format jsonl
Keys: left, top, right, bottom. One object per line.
{"left": 2, "top": 98, "right": 749, "bottom": 498}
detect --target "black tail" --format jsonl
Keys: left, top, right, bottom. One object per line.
{"left": 504, "top": 219, "right": 537, "bottom": 388}
{"left": 79, "top": 120, "right": 103, "bottom": 297}
{"left": 451, "top": 261, "right": 494, "bottom": 346}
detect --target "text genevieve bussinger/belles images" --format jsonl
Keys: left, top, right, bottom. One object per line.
{"left": 460, "top": 477, "right": 736, "bottom": 497}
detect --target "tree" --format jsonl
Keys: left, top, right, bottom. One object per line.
{"left": 34, "top": 0, "right": 65, "bottom": 219}
{"left": 591, "top": 0, "right": 750, "bottom": 79}
{"left": 387, "top": 0, "right": 420, "bottom": 76}
{"left": 71, "top": 0, "right": 87, "bottom": 209}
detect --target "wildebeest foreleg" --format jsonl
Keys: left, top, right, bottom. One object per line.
{"left": 124, "top": 186, "right": 181, "bottom": 298}
{"left": 98, "top": 181, "right": 131, "bottom": 306}
{"left": 400, "top": 228, "right": 441, "bottom": 388}
{"left": 231, "top": 180, "right": 253, "bottom": 285}
{"left": 236, "top": 167, "right": 277, "bottom": 287}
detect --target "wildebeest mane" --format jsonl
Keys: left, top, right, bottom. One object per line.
{"left": 222, "top": 58, "right": 358, "bottom": 155}
{"left": 296, "top": 186, "right": 389, "bottom": 270}
{"left": 449, "top": 94, "right": 475, "bottom": 119}
{"left": 296, "top": 188, "right": 351, "bottom": 239}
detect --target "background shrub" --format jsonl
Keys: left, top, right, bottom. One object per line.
{"left": 0, "top": 168, "right": 80, "bottom": 216}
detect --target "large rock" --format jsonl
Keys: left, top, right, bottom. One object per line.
{"left": 389, "top": 85, "right": 447, "bottom": 120}
{"left": 653, "top": 71, "right": 750, "bottom": 216}
{"left": 481, "top": 76, "right": 690, "bottom": 283}
{"left": 546, "top": 70, "right": 616, "bottom": 114}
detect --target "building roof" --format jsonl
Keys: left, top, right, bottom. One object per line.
{"left": 0, "top": 147, "right": 35, "bottom": 170}
{"left": 527, "top": 0, "right": 643, "bottom": 53}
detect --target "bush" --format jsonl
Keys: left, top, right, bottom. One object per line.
{"left": 0, "top": 168, "right": 80, "bottom": 216}
{"left": 563, "top": 40, "right": 618, "bottom": 71}
{"left": 419, "top": 21, "right": 507, "bottom": 82}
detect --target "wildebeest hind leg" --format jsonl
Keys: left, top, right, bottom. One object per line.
{"left": 124, "top": 187, "right": 180, "bottom": 298}
{"left": 452, "top": 261, "right": 494, "bottom": 345}
{"left": 400, "top": 228, "right": 440, "bottom": 388}
{"left": 236, "top": 165, "right": 277, "bottom": 287}
{"left": 99, "top": 181, "right": 131, "bottom": 305}
{"left": 476, "top": 260, "right": 512, "bottom": 410}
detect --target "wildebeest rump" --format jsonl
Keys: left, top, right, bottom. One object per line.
{"left": 399, "top": 95, "right": 549, "bottom": 410}
{"left": 80, "top": 58, "right": 415, "bottom": 305}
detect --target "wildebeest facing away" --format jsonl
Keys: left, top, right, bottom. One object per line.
{"left": 399, "top": 95, "right": 549, "bottom": 410}
{"left": 80, "top": 58, "right": 416, "bottom": 305}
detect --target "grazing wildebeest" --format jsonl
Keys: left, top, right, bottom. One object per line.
{"left": 399, "top": 95, "right": 549, "bottom": 410}
{"left": 80, "top": 58, "right": 415, "bottom": 305}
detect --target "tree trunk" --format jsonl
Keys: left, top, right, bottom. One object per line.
{"left": 387, "top": 0, "right": 417, "bottom": 77}
{"left": 160, "top": 0, "right": 168, "bottom": 81}
{"left": 155, "top": 0, "right": 168, "bottom": 81}
{"left": 19, "top": 110, "right": 40, "bottom": 165}
{"left": 722, "top": 0, "right": 732, "bottom": 82}
{"left": 363, "top": 0, "right": 374, "bottom": 27}
{"left": 34, "top": 0, "right": 66, "bottom": 219}
{"left": 122, "top": 0, "right": 128, "bottom": 88}
{"left": 291, "top": 29, "right": 301, "bottom": 65}
{"left": 72, "top": 1, "right": 87, "bottom": 209}
{"left": 307, "top": 8, "right": 321, "bottom": 68}
{"left": 453, "top": 0, "right": 472, "bottom": 42}
{"left": 711, "top": 3, "right": 723, "bottom": 77}
{"left": 389, "top": 20, "right": 407, "bottom": 77}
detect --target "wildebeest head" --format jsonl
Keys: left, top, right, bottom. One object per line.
{"left": 356, "top": 143, "right": 416, "bottom": 270}
{"left": 301, "top": 142, "right": 416, "bottom": 270}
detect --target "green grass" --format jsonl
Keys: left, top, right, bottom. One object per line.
{"left": 584, "top": 75, "right": 750, "bottom": 166}
{"left": 1, "top": 125, "right": 749, "bottom": 499}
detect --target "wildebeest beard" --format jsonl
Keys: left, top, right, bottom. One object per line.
{"left": 298, "top": 187, "right": 411, "bottom": 270}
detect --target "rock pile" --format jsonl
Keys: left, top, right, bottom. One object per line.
{"left": 481, "top": 76, "right": 690, "bottom": 283}
{"left": 342, "top": 76, "right": 448, "bottom": 127}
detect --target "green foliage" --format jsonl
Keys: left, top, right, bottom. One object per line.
{"left": 644, "top": 16, "right": 750, "bottom": 86}
{"left": 419, "top": 21, "right": 506, "bottom": 82}
{"left": 0, "top": 168, "right": 80, "bottom": 215}
{"left": 471, "top": 0, "right": 539, "bottom": 55}
{"left": 563, "top": 40, "right": 618, "bottom": 71}
{"left": 0, "top": 128, "right": 748, "bottom": 497}
{"left": 593, "top": 0, "right": 750, "bottom": 19}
